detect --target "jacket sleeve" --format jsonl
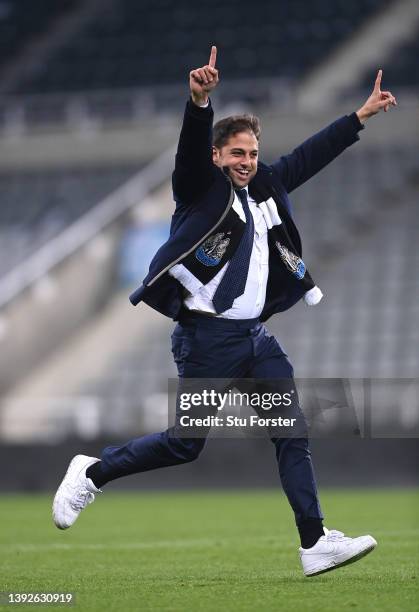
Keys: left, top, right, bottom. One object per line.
{"left": 172, "top": 98, "right": 217, "bottom": 206}
{"left": 271, "top": 113, "right": 364, "bottom": 193}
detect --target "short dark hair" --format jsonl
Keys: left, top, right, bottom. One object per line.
{"left": 213, "top": 114, "right": 261, "bottom": 149}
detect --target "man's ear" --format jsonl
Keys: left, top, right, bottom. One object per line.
{"left": 212, "top": 146, "right": 220, "bottom": 164}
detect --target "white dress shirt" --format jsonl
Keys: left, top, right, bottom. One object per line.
{"left": 169, "top": 188, "right": 270, "bottom": 319}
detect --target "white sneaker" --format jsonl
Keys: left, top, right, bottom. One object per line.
{"left": 300, "top": 527, "right": 377, "bottom": 577}
{"left": 52, "top": 455, "right": 101, "bottom": 530}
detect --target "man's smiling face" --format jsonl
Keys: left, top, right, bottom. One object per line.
{"left": 212, "top": 131, "right": 259, "bottom": 188}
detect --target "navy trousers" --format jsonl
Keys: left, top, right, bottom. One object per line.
{"left": 101, "top": 313, "right": 323, "bottom": 525}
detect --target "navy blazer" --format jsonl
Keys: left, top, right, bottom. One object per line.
{"left": 129, "top": 99, "right": 363, "bottom": 321}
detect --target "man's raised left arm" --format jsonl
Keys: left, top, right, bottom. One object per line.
{"left": 272, "top": 70, "right": 397, "bottom": 194}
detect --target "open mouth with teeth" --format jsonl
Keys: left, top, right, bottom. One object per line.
{"left": 234, "top": 169, "right": 249, "bottom": 179}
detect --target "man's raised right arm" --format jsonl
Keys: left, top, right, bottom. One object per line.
{"left": 172, "top": 46, "right": 219, "bottom": 205}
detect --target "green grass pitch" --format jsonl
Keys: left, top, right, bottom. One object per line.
{"left": 0, "top": 489, "right": 418, "bottom": 611}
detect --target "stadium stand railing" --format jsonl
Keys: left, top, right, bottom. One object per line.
{"left": 360, "top": 21, "right": 419, "bottom": 89}
{"left": 0, "top": 145, "right": 176, "bottom": 411}
{"left": 0, "top": 165, "right": 141, "bottom": 276}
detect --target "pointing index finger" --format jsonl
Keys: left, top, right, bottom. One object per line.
{"left": 374, "top": 69, "right": 382, "bottom": 92}
{"left": 209, "top": 45, "right": 217, "bottom": 69}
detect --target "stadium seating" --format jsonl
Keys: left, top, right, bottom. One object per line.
{"left": 13, "top": 0, "right": 393, "bottom": 94}
{"left": 279, "top": 146, "right": 419, "bottom": 379}
{"left": 286, "top": 145, "right": 416, "bottom": 257}
{"left": 0, "top": 164, "right": 138, "bottom": 276}
{"left": 0, "top": 0, "right": 78, "bottom": 70}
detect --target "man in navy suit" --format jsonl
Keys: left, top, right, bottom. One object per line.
{"left": 53, "top": 47, "right": 396, "bottom": 576}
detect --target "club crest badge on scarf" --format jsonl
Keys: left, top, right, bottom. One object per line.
{"left": 195, "top": 232, "right": 231, "bottom": 266}
{"left": 275, "top": 242, "right": 306, "bottom": 280}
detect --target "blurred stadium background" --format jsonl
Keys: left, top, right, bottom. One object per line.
{"left": 0, "top": 0, "right": 418, "bottom": 492}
